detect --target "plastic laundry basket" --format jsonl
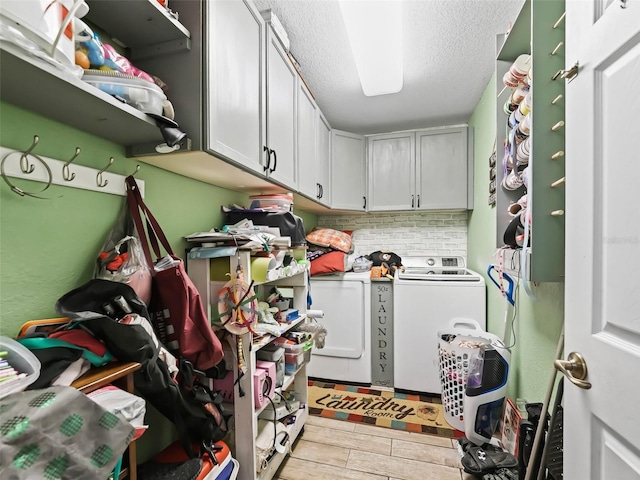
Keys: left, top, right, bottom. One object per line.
{"left": 437, "top": 319, "right": 502, "bottom": 431}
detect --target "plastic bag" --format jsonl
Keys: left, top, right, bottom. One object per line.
{"left": 94, "top": 205, "right": 152, "bottom": 305}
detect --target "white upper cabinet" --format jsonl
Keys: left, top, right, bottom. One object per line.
{"left": 206, "top": 0, "right": 266, "bottom": 175}
{"left": 331, "top": 130, "right": 366, "bottom": 211}
{"left": 367, "top": 132, "right": 415, "bottom": 211}
{"left": 367, "top": 126, "right": 469, "bottom": 211}
{"left": 416, "top": 126, "right": 468, "bottom": 210}
{"left": 297, "top": 79, "right": 331, "bottom": 206}
{"left": 316, "top": 111, "right": 332, "bottom": 206}
{"left": 264, "top": 29, "right": 297, "bottom": 188}
{"left": 296, "top": 79, "right": 318, "bottom": 199}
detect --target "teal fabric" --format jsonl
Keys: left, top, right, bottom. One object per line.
{"left": 17, "top": 338, "right": 114, "bottom": 367}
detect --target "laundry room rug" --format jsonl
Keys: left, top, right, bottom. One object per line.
{"left": 307, "top": 381, "right": 460, "bottom": 438}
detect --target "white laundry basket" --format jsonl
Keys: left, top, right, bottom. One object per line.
{"left": 437, "top": 319, "right": 502, "bottom": 431}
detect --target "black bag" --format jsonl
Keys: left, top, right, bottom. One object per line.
{"left": 56, "top": 279, "right": 228, "bottom": 457}
{"left": 224, "top": 209, "right": 306, "bottom": 245}
{"left": 367, "top": 251, "right": 402, "bottom": 269}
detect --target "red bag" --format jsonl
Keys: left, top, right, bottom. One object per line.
{"left": 126, "top": 176, "right": 223, "bottom": 371}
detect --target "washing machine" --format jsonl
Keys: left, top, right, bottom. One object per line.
{"left": 307, "top": 272, "right": 372, "bottom": 384}
{"left": 393, "top": 256, "right": 486, "bottom": 394}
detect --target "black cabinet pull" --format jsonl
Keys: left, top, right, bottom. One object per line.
{"left": 269, "top": 149, "right": 277, "bottom": 173}
{"left": 319, "top": 184, "right": 323, "bottom": 199}
{"left": 411, "top": 195, "right": 415, "bottom": 208}
{"left": 417, "top": 195, "right": 420, "bottom": 208}
{"left": 363, "top": 196, "right": 367, "bottom": 210}
{"left": 263, "top": 146, "right": 271, "bottom": 172}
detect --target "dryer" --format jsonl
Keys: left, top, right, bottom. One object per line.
{"left": 393, "top": 256, "right": 486, "bottom": 394}
{"left": 307, "top": 272, "right": 371, "bottom": 384}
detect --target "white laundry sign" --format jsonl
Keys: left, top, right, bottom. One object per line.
{"left": 371, "top": 280, "right": 393, "bottom": 387}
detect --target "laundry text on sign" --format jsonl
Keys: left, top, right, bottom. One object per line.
{"left": 371, "top": 281, "right": 393, "bottom": 387}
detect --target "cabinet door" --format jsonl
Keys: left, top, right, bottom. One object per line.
{"left": 416, "top": 127, "right": 468, "bottom": 210}
{"left": 206, "top": 0, "right": 266, "bottom": 174}
{"left": 265, "top": 31, "right": 297, "bottom": 189}
{"left": 296, "top": 79, "right": 317, "bottom": 199}
{"left": 316, "top": 112, "right": 332, "bottom": 207}
{"left": 331, "top": 130, "right": 366, "bottom": 211}
{"left": 367, "top": 132, "right": 415, "bottom": 211}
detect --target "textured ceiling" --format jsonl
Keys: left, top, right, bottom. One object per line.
{"left": 253, "top": 0, "right": 526, "bottom": 135}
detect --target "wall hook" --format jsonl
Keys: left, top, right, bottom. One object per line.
{"left": 129, "top": 164, "right": 141, "bottom": 177}
{"left": 96, "top": 157, "right": 114, "bottom": 187}
{"left": 20, "top": 135, "right": 40, "bottom": 174}
{"left": 62, "top": 147, "right": 81, "bottom": 181}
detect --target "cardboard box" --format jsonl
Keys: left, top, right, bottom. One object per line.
{"left": 500, "top": 397, "right": 522, "bottom": 457}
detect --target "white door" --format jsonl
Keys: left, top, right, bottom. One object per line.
{"left": 266, "top": 32, "right": 297, "bottom": 189}
{"left": 331, "top": 130, "right": 367, "bottom": 211}
{"left": 367, "top": 132, "right": 415, "bottom": 211}
{"left": 564, "top": 1, "right": 640, "bottom": 478}
{"left": 206, "top": 0, "right": 265, "bottom": 174}
{"left": 316, "top": 112, "right": 332, "bottom": 206}
{"left": 416, "top": 127, "right": 468, "bottom": 210}
{"left": 296, "top": 79, "right": 317, "bottom": 199}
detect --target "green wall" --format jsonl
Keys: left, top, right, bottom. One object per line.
{"left": 466, "top": 76, "right": 564, "bottom": 404}
{"left": 0, "top": 101, "right": 317, "bottom": 459}
{"left": 0, "top": 101, "right": 252, "bottom": 337}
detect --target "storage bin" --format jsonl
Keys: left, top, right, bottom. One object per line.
{"left": 284, "top": 352, "right": 303, "bottom": 366}
{"left": 273, "top": 336, "right": 313, "bottom": 355}
{"left": 352, "top": 257, "right": 373, "bottom": 273}
{"left": 248, "top": 194, "right": 293, "bottom": 212}
{"left": 82, "top": 70, "right": 166, "bottom": 115}
{"left": 0, "top": 336, "right": 41, "bottom": 399}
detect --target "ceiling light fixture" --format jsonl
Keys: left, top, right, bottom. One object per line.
{"left": 339, "top": 0, "right": 403, "bottom": 97}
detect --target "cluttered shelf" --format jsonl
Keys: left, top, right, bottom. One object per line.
{"left": 252, "top": 315, "right": 307, "bottom": 351}
{"left": 256, "top": 407, "right": 308, "bottom": 480}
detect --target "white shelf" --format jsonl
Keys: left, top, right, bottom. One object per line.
{"left": 253, "top": 315, "right": 307, "bottom": 352}
{"left": 0, "top": 45, "right": 162, "bottom": 147}
{"left": 188, "top": 248, "right": 309, "bottom": 480}
{"left": 85, "top": 0, "right": 191, "bottom": 60}
{"left": 256, "top": 408, "right": 308, "bottom": 480}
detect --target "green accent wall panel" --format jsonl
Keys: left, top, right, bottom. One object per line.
{"left": 467, "top": 75, "right": 564, "bottom": 403}
{"left": 0, "top": 102, "right": 318, "bottom": 338}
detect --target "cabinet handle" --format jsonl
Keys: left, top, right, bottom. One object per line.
{"left": 269, "top": 149, "right": 277, "bottom": 173}
{"left": 263, "top": 146, "right": 271, "bottom": 172}
{"left": 319, "top": 184, "right": 323, "bottom": 199}
{"left": 417, "top": 195, "right": 420, "bottom": 208}
{"left": 363, "top": 196, "right": 367, "bottom": 210}
{"left": 411, "top": 195, "right": 415, "bottom": 208}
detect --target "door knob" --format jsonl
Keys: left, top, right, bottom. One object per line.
{"left": 554, "top": 352, "right": 592, "bottom": 389}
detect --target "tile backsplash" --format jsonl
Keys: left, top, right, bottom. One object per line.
{"left": 317, "top": 211, "right": 468, "bottom": 260}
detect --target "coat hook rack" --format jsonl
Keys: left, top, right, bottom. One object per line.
{"left": 20, "top": 135, "right": 40, "bottom": 174}
{"left": 0, "top": 145, "right": 145, "bottom": 197}
{"left": 129, "top": 164, "right": 141, "bottom": 177}
{"left": 551, "top": 94, "right": 563, "bottom": 105}
{"left": 62, "top": 147, "right": 81, "bottom": 181}
{"left": 550, "top": 41, "right": 564, "bottom": 56}
{"left": 96, "top": 157, "right": 114, "bottom": 187}
{"left": 553, "top": 12, "right": 566, "bottom": 29}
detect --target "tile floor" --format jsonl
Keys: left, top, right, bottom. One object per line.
{"left": 274, "top": 415, "right": 476, "bottom": 480}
